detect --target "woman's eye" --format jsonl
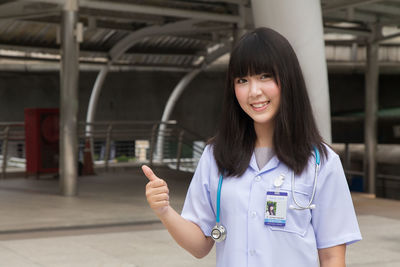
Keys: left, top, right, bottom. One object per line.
{"left": 260, "top": 74, "right": 271, "bottom": 80}
{"left": 236, "top": 78, "right": 247, "bottom": 84}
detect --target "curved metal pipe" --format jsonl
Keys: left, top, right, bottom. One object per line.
{"left": 155, "top": 68, "right": 202, "bottom": 162}
{"left": 84, "top": 20, "right": 203, "bottom": 161}
{"left": 85, "top": 63, "right": 110, "bottom": 160}
{"left": 154, "top": 44, "right": 230, "bottom": 162}
{"left": 85, "top": 63, "right": 110, "bottom": 138}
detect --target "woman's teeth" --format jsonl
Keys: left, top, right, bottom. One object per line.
{"left": 251, "top": 101, "right": 270, "bottom": 108}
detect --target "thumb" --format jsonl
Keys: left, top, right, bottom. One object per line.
{"left": 142, "top": 165, "right": 159, "bottom": 181}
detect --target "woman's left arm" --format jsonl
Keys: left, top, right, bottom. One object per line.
{"left": 318, "top": 244, "right": 346, "bottom": 267}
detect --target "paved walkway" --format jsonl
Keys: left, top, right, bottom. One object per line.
{"left": 0, "top": 168, "right": 399, "bottom": 266}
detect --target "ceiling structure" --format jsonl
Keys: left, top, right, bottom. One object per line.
{"left": 0, "top": 0, "right": 400, "bottom": 72}
{"left": 322, "top": 0, "right": 400, "bottom": 72}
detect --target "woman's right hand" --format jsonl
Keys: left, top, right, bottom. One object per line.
{"left": 142, "top": 165, "right": 214, "bottom": 258}
{"left": 142, "top": 165, "right": 170, "bottom": 216}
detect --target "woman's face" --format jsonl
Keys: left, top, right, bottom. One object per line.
{"left": 234, "top": 73, "right": 281, "bottom": 127}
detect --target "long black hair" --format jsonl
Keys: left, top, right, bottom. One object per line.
{"left": 211, "top": 27, "right": 327, "bottom": 177}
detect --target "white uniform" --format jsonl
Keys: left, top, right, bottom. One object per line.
{"left": 181, "top": 144, "right": 362, "bottom": 267}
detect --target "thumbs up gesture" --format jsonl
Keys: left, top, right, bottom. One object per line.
{"left": 142, "top": 165, "right": 170, "bottom": 216}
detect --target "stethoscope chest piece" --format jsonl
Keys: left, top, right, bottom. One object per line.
{"left": 211, "top": 223, "right": 226, "bottom": 242}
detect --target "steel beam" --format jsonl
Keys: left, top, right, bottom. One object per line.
{"left": 0, "top": 59, "right": 193, "bottom": 72}
{"left": 379, "top": 32, "right": 400, "bottom": 42}
{"left": 323, "top": 0, "right": 386, "bottom": 13}
{"left": 21, "top": 0, "right": 240, "bottom": 23}
{"left": 60, "top": 0, "right": 79, "bottom": 196}
{"left": 79, "top": 0, "right": 240, "bottom": 23}
{"left": 233, "top": 3, "right": 247, "bottom": 45}
{"left": 324, "top": 25, "right": 371, "bottom": 37}
{"left": 324, "top": 10, "right": 378, "bottom": 23}
{"left": 109, "top": 19, "right": 204, "bottom": 61}
{"left": 363, "top": 25, "right": 380, "bottom": 196}
{"left": 357, "top": 3, "right": 400, "bottom": 17}
{"left": 0, "top": 0, "right": 59, "bottom": 20}
{"left": 191, "top": 0, "right": 245, "bottom": 4}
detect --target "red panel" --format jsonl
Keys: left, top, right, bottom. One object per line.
{"left": 24, "top": 108, "right": 59, "bottom": 175}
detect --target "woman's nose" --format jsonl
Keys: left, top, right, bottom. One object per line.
{"left": 249, "top": 81, "right": 261, "bottom": 97}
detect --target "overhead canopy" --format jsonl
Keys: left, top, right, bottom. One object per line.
{"left": 0, "top": 0, "right": 242, "bottom": 71}
{"left": 0, "top": 0, "right": 400, "bottom": 72}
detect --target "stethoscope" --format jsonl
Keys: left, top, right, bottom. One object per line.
{"left": 211, "top": 147, "right": 320, "bottom": 242}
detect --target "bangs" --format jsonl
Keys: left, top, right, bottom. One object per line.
{"left": 229, "top": 32, "right": 278, "bottom": 79}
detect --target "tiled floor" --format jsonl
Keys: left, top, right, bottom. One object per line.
{"left": 0, "top": 168, "right": 399, "bottom": 266}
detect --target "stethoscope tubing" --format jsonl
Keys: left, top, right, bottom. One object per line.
{"left": 290, "top": 164, "right": 319, "bottom": 210}
{"left": 290, "top": 146, "right": 320, "bottom": 210}
{"left": 216, "top": 173, "right": 223, "bottom": 223}
{"left": 214, "top": 147, "right": 320, "bottom": 241}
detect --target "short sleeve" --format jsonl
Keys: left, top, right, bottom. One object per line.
{"left": 181, "top": 145, "right": 216, "bottom": 236}
{"left": 311, "top": 151, "right": 362, "bottom": 249}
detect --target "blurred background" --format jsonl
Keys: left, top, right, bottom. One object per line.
{"left": 0, "top": 0, "right": 399, "bottom": 266}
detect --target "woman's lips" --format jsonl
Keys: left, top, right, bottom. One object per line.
{"left": 250, "top": 101, "right": 270, "bottom": 111}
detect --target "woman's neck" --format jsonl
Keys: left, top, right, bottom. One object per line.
{"left": 254, "top": 121, "right": 274, "bottom": 148}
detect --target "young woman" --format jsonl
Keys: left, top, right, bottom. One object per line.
{"left": 143, "top": 27, "right": 362, "bottom": 267}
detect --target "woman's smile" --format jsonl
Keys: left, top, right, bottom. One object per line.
{"left": 250, "top": 100, "right": 271, "bottom": 111}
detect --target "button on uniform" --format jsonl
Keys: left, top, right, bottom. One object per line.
{"left": 250, "top": 211, "right": 257, "bottom": 218}
{"left": 249, "top": 250, "right": 256, "bottom": 256}
{"left": 255, "top": 175, "right": 261, "bottom": 182}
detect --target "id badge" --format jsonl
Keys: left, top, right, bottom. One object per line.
{"left": 264, "top": 191, "right": 288, "bottom": 226}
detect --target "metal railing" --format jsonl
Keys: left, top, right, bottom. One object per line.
{"left": 0, "top": 122, "right": 25, "bottom": 178}
{"left": 3, "top": 120, "right": 398, "bottom": 191}
{"left": 0, "top": 120, "right": 207, "bottom": 177}
{"left": 80, "top": 120, "right": 206, "bottom": 172}
{"left": 337, "top": 143, "right": 400, "bottom": 198}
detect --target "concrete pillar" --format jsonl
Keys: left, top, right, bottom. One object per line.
{"left": 364, "top": 29, "right": 380, "bottom": 195}
{"left": 251, "top": 0, "right": 332, "bottom": 143}
{"left": 60, "top": 0, "right": 79, "bottom": 196}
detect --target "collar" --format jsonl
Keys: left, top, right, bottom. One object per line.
{"left": 249, "top": 152, "right": 280, "bottom": 174}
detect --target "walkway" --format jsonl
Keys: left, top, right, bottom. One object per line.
{"left": 0, "top": 168, "right": 398, "bottom": 266}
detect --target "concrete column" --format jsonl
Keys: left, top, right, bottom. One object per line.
{"left": 364, "top": 31, "right": 379, "bottom": 195}
{"left": 251, "top": 0, "right": 332, "bottom": 143}
{"left": 60, "top": 0, "right": 79, "bottom": 196}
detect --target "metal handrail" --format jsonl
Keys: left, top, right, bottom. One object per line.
{"left": 0, "top": 123, "right": 25, "bottom": 178}
{"left": 2, "top": 120, "right": 397, "bottom": 185}
{"left": 79, "top": 120, "right": 177, "bottom": 126}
